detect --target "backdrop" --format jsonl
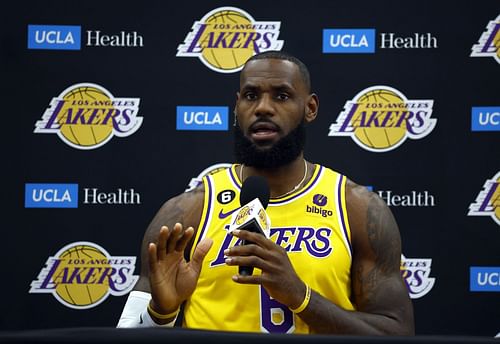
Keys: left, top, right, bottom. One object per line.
{"left": 1, "top": 0, "right": 499, "bottom": 337}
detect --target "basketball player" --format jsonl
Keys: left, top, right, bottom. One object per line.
{"left": 117, "top": 51, "right": 415, "bottom": 335}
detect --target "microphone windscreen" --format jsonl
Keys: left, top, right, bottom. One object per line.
{"left": 240, "top": 175, "right": 270, "bottom": 209}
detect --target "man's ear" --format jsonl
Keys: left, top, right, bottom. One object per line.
{"left": 305, "top": 93, "right": 319, "bottom": 123}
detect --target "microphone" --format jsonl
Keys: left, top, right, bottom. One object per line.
{"left": 228, "top": 176, "right": 271, "bottom": 276}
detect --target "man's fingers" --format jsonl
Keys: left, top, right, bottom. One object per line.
{"left": 190, "top": 237, "right": 213, "bottom": 274}
{"left": 175, "top": 227, "right": 195, "bottom": 252}
{"left": 148, "top": 243, "right": 158, "bottom": 273}
{"left": 156, "top": 226, "right": 170, "bottom": 260}
{"left": 231, "top": 229, "right": 271, "bottom": 248}
{"left": 166, "top": 223, "right": 183, "bottom": 253}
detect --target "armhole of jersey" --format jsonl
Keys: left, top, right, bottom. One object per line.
{"left": 189, "top": 175, "right": 213, "bottom": 260}
{"left": 337, "top": 174, "right": 353, "bottom": 258}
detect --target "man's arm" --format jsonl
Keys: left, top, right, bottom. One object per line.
{"left": 134, "top": 186, "right": 205, "bottom": 293}
{"left": 296, "top": 180, "right": 414, "bottom": 335}
{"left": 226, "top": 179, "right": 414, "bottom": 335}
{"left": 117, "top": 186, "right": 207, "bottom": 327}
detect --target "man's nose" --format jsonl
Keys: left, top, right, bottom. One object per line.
{"left": 254, "top": 94, "right": 275, "bottom": 117}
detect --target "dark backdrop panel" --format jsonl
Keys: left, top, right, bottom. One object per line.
{"left": 1, "top": 0, "right": 498, "bottom": 338}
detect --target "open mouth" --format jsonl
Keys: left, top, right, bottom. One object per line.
{"left": 250, "top": 121, "right": 280, "bottom": 141}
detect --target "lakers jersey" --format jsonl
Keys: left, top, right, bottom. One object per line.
{"left": 184, "top": 164, "right": 354, "bottom": 333}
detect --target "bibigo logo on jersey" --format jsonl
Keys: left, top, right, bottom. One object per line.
{"left": 34, "top": 83, "right": 142, "bottom": 149}
{"left": 328, "top": 86, "right": 436, "bottom": 152}
{"left": 29, "top": 241, "right": 138, "bottom": 309}
{"left": 176, "top": 7, "right": 284, "bottom": 73}
{"left": 468, "top": 171, "right": 500, "bottom": 226}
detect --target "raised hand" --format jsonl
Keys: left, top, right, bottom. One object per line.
{"left": 148, "top": 223, "right": 213, "bottom": 315}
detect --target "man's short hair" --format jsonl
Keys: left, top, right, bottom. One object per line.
{"left": 244, "top": 51, "right": 312, "bottom": 93}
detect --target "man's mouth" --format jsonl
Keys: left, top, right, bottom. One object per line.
{"left": 249, "top": 121, "right": 280, "bottom": 142}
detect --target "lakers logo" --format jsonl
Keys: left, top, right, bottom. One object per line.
{"left": 328, "top": 86, "right": 436, "bottom": 152}
{"left": 177, "top": 7, "right": 284, "bottom": 73}
{"left": 235, "top": 205, "right": 252, "bottom": 225}
{"left": 400, "top": 254, "right": 435, "bottom": 299}
{"left": 34, "top": 83, "right": 142, "bottom": 149}
{"left": 470, "top": 14, "right": 500, "bottom": 64}
{"left": 468, "top": 171, "right": 500, "bottom": 226}
{"left": 29, "top": 242, "right": 138, "bottom": 309}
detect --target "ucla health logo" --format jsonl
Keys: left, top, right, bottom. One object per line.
{"left": 177, "top": 106, "right": 228, "bottom": 131}
{"left": 471, "top": 107, "right": 500, "bottom": 131}
{"left": 323, "top": 29, "right": 375, "bottom": 53}
{"left": 28, "top": 25, "right": 81, "bottom": 50}
{"left": 30, "top": 242, "right": 138, "bottom": 309}
{"left": 328, "top": 86, "right": 436, "bottom": 152}
{"left": 176, "top": 7, "right": 283, "bottom": 73}
{"left": 400, "top": 254, "right": 435, "bottom": 299}
{"left": 25, "top": 183, "right": 78, "bottom": 208}
{"left": 470, "top": 267, "right": 500, "bottom": 292}
{"left": 471, "top": 15, "right": 500, "bottom": 64}
{"left": 34, "top": 83, "right": 142, "bottom": 149}
{"left": 468, "top": 171, "right": 500, "bottom": 225}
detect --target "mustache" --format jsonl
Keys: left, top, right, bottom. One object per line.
{"left": 248, "top": 118, "right": 281, "bottom": 132}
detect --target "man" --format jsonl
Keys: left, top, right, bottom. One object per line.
{"left": 117, "top": 51, "right": 415, "bottom": 335}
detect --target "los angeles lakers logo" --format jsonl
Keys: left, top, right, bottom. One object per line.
{"left": 400, "top": 254, "right": 435, "bottom": 299}
{"left": 468, "top": 171, "right": 500, "bottom": 226}
{"left": 328, "top": 86, "right": 436, "bottom": 152}
{"left": 34, "top": 83, "right": 142, "bottom": 149}
{"left": 235, "top": 205, "right": 252, "bottom": 225}
{"left": 470, "top": 15, "right": 500, "bottom": 64}
{"left": 176, "top": 7, "right": 284, "bottom": 73}
{"left": 29, "top": 242, "right": 138, "bottom": 309}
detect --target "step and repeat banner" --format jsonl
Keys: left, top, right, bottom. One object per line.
{"left": 1, "top": 0, "right": 498, "bottom": 337}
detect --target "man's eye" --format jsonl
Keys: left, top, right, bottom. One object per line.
{"left": 245, "top": 93, "right": 257, "bottom": 100}
{"left": 277, "top": 93, "right": 289, "bottom": 101}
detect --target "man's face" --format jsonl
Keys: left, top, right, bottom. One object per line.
{"left": 233, "top": 58, "right": 316, "bottom": 168}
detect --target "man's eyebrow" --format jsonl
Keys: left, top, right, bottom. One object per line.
{"left": 241, "top": 83, "right": 295, "bottom": 91}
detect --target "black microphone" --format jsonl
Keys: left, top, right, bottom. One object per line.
{"left": 229, "top": 176, "right": 270, "bottom": 276}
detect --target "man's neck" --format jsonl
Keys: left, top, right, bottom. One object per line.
{"left": 240, "top": 155, "right": 312, "bottom": 199}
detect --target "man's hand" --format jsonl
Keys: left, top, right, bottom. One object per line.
{"left": 148, "top": 223, "right": 213, "bottom": 315}
{"left": 224, "top": 229, "right": 306, "bottom": 310}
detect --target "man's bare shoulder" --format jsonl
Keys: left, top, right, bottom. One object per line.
{"left": 142, "top": 185, "right": 205, "bottom": 245}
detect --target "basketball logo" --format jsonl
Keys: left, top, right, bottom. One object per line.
{"left": 468, "top": 171, "right": 500, "bottom": 226}
{"left": 470, "top": 15, "right": 500, "bottom": 64}
{"left": 53, "top": 244, "right": 111, "bottom": 308}
{"left": 57, "top": 86, "right": 114, "bottom": 148}
{"left": 329, "top": 86, "right": 436, "bottom": 152}
{"left": 30, "top": 241, "right": 138, "bottom": 309}
{"left": 354, "top": 88, "right": 407, "bottom": 150}
{"left": 177, "top": 7, "right": 284, "bottom": 73}
{"left": 400, "top": 254, "right": 435, "bottom": 299}
{"left": 35, "top": 83, "right": 143, "bottom": 149}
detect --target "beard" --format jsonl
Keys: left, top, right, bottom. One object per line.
{"left": 233, "top": 118, "right": 306, "bottom": 168}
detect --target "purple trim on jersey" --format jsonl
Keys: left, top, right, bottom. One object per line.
{"left": 337, "top": 174, "right": 353, "bottom": 255}
{"left": 269, "top": 165, "right": 323, "bottom": 205}
{"left": 229, "top": 165, "right": 240, "bottom": 187}
{"left": 196, "top": 175, "right": 213, "bottom": 250}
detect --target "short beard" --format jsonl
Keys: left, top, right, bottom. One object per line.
{"left": 233, "top": 119, "right": 306, "bottom": 168}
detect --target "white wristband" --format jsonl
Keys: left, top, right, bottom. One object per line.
{"left": 116, "top": 290, "right": 178, "bottom": 328}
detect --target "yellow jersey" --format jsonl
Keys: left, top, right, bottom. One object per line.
{"left": 184, "top": 164, "right": 354, "bottom": 333}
